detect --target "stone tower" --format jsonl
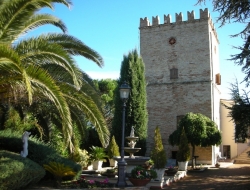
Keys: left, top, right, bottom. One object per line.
{"left": 139, "top": 8, "right": 221, "bottom": 164}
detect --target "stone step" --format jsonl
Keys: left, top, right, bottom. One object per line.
{"left": 234, "top": 160, "right": 250, "bottom": 164}
{"left": 234, "top": 146, "right": 250, "bottom": 164}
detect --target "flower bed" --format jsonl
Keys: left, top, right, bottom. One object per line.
{"left": 64, "top": 176, "right": 115, "bottom": 189}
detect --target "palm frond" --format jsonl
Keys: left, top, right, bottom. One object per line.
{"left": 60, "top": 84, "right": 109, "bottom": 148}
{"left": 15, "top": 37, "right": 82, "bottom": 89}
{"left": 0, "top": 0, "right": 71, "bottom": 42}
{"left": 25, "top": 64, "right": 74, "bottom": 151}
{"left": 39, "top": 33, "right": 104, "bottom": 67}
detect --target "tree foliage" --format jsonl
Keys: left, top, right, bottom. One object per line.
{"left": 94, "top": 79, "right": 118, "bottom": 129}
{"left": 112, "top": 49, "right": 148, "bottom": 155}
{"left": 223, "top": 80, "right": 250, "bottom": 142}
{"left": 197, "top": 0, "right": 250, "bottom": 86}
{"left": 169, "top": 112, "right": 221, "bottom": 167}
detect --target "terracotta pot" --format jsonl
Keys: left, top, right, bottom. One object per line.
{"left": 128, "top": 178, "right": 151, "bottom": 186}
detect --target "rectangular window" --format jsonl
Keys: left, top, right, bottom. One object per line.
{"left": 216, "top": 73, "right": 221, "bottom": 85}
{"left": 170, "top": 68, "right": 178, "bottom": 79}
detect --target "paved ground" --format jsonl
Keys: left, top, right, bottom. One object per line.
{"left": 25, "top": 163, "right": 250, "bottom": 189}
{"left": 166, "top": 164, "right": 250, "bottom": 190}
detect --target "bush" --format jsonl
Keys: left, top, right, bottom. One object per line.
{"left": 0, "top": 150, "right": 45, "bottom": 190}
{"left": 176, "top": 128, "right": 190, "bottom": 162}
{"left": 150, "top": 126, "right": 167, "bottom": 169}
{"left": 107, "top": 135, "right": 120, "bottom": 159}
{"left": 0, "top": 129, "right": 82, "bottom": 179}
{"left": 69, "top": 148, "right": 91, "bottom": 169}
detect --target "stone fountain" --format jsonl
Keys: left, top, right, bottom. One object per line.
{"left": 124, "top": 126, "right": 141, "bottom": 158}
{"left": 122, "top": 126, "right": 150, "bottom": 174}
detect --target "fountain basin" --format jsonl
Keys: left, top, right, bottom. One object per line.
{"left": 124, "top": 147, "right": 141, "bottom": 158}
{"left": 114, "top": 156, "right": 150, "bottom": 174}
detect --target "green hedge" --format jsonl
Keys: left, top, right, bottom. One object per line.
{"left": 0, "top": 129, "right": 82, "bottom": 179}
{"left": 0, "top": 150, "right": 45, "bottom": 190}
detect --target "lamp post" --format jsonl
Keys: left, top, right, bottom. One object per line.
{"left": 116, "top": 81, "right": 131, "bottom": 187}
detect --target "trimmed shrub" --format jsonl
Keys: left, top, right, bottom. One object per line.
{"left": 0, "top": 129, "right": 82, "bottom": 179}
{"left": 176, "top": 128, "right": 190, "bottom": 162}
{"left": 107, "top": 135, "right": 120, "bottom": 159}
{"left": 150, "top": 126, "right": 167, "bottom": 169}
{"left": 0, "top": 150, "right": 45, "bottom": 190}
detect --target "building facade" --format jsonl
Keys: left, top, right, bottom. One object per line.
{"left": 220, "top": 99, "right": 248, "bottom": 159}
{"left": 139, "top": 8, "right": 221, "bottom": 165}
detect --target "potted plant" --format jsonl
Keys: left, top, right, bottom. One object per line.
{"left": 176, "top": 128, "right": 190, "bottom": 171}
{"left": 89, "top": 146, "right": 108, "bottom": 170}
{"left": 107, "top": 135, "right": 120, "bottom": 167}
{"left": 150, "top": 126, "right": 167, "bottom": 182}
{"left": 143, "top": 159, "right": 154, "bottom": 170}
{"left": 129, "top": 165, "right": 157, "bottom": 186}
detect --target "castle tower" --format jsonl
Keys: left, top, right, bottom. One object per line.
{"left": 139, "top": 8, "right": 221, "bottom": 165}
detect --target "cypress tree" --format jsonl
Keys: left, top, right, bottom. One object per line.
{"left": 112, "top": 49, "right": 148, "bottom": 155}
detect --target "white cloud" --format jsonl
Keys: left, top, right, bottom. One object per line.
{"left": 86, "top": 71, "right": 119, "bottom": 80}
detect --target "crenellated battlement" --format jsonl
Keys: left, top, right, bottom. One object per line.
{"left": 140, "top": 8, "right": 210, "bottom": 27}
{"left": 140, "top": 8, "right": 218, "bottom": 42}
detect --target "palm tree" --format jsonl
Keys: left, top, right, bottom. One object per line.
{"left": 0, "top": 0, "right": 109, "bottom": 151}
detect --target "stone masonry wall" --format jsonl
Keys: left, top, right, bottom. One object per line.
{"left": 139, "top": 8, "right": 220, "bottom": 164}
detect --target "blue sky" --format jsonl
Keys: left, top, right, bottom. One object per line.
{"left": 33, "top": 0, "right": 247, "bottom": 99}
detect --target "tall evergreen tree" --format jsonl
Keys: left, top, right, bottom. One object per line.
{"left": 223, "top": 80, "right": 250, "bottom": 142}
{"left": 112, "top": 49, "right": 148, "bottom": 155}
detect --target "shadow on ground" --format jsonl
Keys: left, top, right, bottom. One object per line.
{"left": 167, "top": 164, "right": 250, "bottom": 190}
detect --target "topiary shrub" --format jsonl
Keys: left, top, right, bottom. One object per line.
{"left": 107, "top": 135, "right": 120, "bottom": 159}
{"left": 0, "top": 129, "right": 23, "bottom": 152}
{"left": 176, "top": 128, "right": 190, "bottom": 162}
{"left": 150, "top": 126, "right": 167, "bottom": 169}
{"left": 0, "top": 150, "right": 45, "bottom": 190}
{"left": 0, "top": 129, "right": 82, "bottom": 179}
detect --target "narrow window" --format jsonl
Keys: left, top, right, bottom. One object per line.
{"left": 170, "top": 68, "right": 178, "bottom": 79}
{"left": 216, "top": 73, "right": 221, "bottom": 85}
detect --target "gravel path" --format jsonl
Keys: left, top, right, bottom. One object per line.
{"left": 167, "top": 164, "right": 250, "bottom": 190}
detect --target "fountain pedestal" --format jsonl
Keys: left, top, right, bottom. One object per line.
{"left": 114, "top": 156, "right": 150, "bottom": 174}
{"left": 115, "top": 126, "right": 150, "bottom": 174}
